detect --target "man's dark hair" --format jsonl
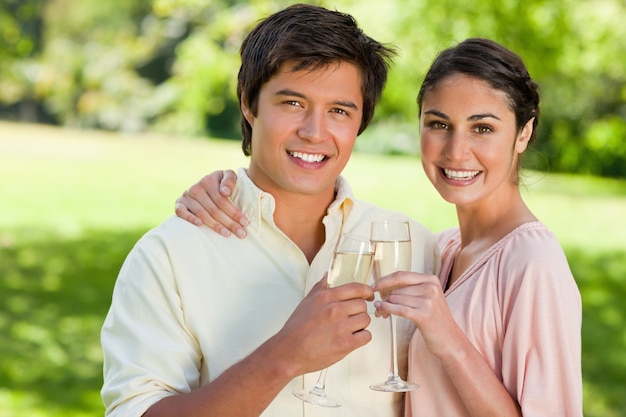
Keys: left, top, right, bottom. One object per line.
{"left": 237, "top": 3, "right": 396, "bottom": 156}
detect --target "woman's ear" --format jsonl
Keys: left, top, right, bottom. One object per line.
{"left": 515, "top": 117, "right": 535, "bottom": 153}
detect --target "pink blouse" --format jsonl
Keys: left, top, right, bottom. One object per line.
{"left": 406, "top": 222, "right": 582, "bottom": 417}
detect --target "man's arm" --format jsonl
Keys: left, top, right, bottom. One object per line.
{"left": 143, "top": 333, "right": 298, "bottom": 416}
{"left": 103, "top": 239, "right": 375, "bottom": 417}
{"left": 143, "top": 278, "right": 373, "bottom": 417}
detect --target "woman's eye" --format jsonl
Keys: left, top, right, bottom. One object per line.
{"left": 428, "top": 121, "right": 447, "bottom": 129}
{"left": 474, "top": 125, "right": 493, "bottom": 133}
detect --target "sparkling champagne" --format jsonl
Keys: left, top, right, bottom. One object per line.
{"left": 372, "top": 240, "right": 411, "bottom": 297}
{"left": 328, "top": 251, "right": 374, "bottom": 287}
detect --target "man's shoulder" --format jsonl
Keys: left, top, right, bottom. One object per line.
{"left": 135, "top": 216, "right": 220, "bottom": 250}
{"left": 351, "top": 198, "right": 405, "bottom": 218}
{"left": 145, "top": 215, "right": 203, "bottom": 237}
{"left": 351, "top": 198, "right": 426, "bottom": 221}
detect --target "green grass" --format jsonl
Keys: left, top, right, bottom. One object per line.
{"left": 1, "top": 121, "right": 625, "bottom": 417}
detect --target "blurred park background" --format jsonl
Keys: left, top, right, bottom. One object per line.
{"left": 1, "top": 0, "right": 625, "bottom": 416}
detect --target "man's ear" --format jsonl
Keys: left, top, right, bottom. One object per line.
{"left": 241, "top": 96, "right": 254, "bottom": 127}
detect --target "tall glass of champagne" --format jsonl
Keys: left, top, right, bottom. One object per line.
{"left": 293, "top": 233, "right": 374, "bottom": 407}
{"left": 369, "top": 220, "right": 418, "bottom": 392}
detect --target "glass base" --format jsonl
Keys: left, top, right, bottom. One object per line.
{"left": 293, "top": 388, "right": 342, "bottom": 408}
{"left": 370, "top": 375, "right": 419, "bottom": 393}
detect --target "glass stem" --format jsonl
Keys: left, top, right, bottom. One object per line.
{"left": 389, "top": 314, "right": 400, "bottom": 381}
{"left": 311, "top": 368, "right": 328, "bottom": 396}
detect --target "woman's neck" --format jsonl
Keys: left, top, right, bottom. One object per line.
{"left": 456, "top": 189, "right": 536, "bottom": 248}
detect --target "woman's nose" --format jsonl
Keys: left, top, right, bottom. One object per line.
{"left": 444, "top": 131, "right": 470, "bottom": 161}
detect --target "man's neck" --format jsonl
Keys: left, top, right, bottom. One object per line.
{"left": 273, "top": 190, "right": 336, "bottom": 264}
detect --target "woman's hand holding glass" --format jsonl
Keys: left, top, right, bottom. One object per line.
{"left": 369, "top": 220, "right": 419, "bottom": 392}
{"left": 372, "top": 270, "right": 461, "bottom": 360}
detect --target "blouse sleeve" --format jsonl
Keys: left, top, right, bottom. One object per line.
{"left": 498, "top": 228, "right": 583, "bottom": 417}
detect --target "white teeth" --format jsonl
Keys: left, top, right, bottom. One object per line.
{"left": 444, "top": 169, "right": 480, "bottom": 180}
{"left": 289, "top": 151, "right": 325, "bottom": 163}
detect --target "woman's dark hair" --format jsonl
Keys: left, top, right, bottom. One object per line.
{"left": 237, "top": 3, "right": 396, "bottom": 156}
{"left": 417, "top": 38, "right": 540, "bottom": 147}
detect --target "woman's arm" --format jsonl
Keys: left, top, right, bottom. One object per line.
{"left": 174, "top": 169, "right": 249, "bottom": 238}
{"left": 373, "top": 272, "right": 522, "bottom": 417}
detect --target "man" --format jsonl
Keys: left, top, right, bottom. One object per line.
{"left": 101, "top": 4, "right": 438, "bottom": 416}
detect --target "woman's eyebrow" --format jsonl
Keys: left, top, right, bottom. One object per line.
{"left": 423, "top": 109, "right": 449, "bottom": 119}
{"left": 468, "top": 113, "right": 501, "bottom": 121}
{"left": 423, "top": 109, "right": 502, "bottom": 122}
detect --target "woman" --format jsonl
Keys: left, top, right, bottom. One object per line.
{"left": 174, "top": 38, "right": 583, "bottom": 416}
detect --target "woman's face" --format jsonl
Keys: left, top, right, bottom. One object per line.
{"left": 419, "top": 73, "right": 533, "bottom": 209}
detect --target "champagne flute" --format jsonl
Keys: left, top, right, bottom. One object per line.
{"left": 293, "top": 233, "right": 374, "bottom": 407}
{"left": 369, "top": 220, "right": 418, "bottom": 392}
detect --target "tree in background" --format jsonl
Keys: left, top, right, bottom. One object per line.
{"left": 0, "top": 0, "right": 624, "bottom": 178}
{"left": 0, "top": 0, "right": 48, "bottom": 121}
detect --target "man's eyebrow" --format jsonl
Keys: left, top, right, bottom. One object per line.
{"left": 276, "top": 89, "right": 359, "bottom": 110}
{"left": 276, "top": 88, "right": 304, "bottom": 99}
{"left": 334, "top": 100, "right": 359, "bottom": 110}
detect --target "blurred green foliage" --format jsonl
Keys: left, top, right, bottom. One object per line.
{"left": 0, "top": 229, "right": 134, "bottom": 417}
{"left": 0, "top": 0, "right": 625, "bottom": 177}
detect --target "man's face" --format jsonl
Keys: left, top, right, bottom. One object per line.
{"left": 244, "top": 61, "right": 363, "bottom": 202}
